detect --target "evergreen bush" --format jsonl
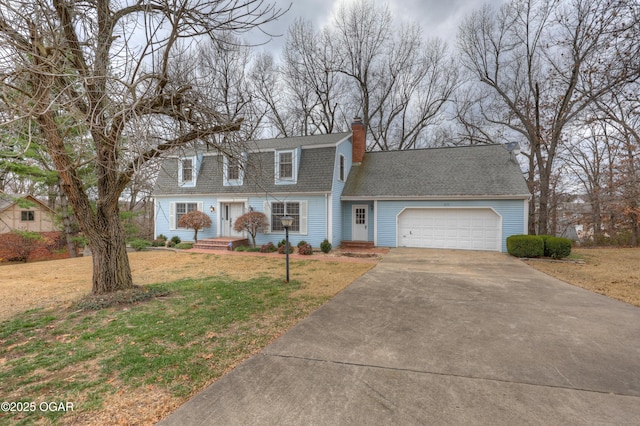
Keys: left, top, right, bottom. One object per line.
{"left": 320, "top": 239, "right": 332, "bottom": 253}
{"left": 545, "top": 237, "right": 572, "bottom": 259}
{"left": 506, "top": 235, "right": 544, "bottom": 258}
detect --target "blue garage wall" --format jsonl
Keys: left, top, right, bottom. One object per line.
{"left": 374, "top": 199, "right": 527, "bottom": 252}
{"left": 342, "top": 200, "right": 375, "bottom": 242}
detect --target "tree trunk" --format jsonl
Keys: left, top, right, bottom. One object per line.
{"left": 85, "top": 206, "right": 133, "bottom": 294}
{"left": 58, "top": 185, "right": 78, "bottom": 258}
{"left": 538, "top": 177, "right": 550, "bottom": 236}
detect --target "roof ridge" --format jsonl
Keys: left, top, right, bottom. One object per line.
{"left": 365, "top": 144, "right": 503, "bottom": 154}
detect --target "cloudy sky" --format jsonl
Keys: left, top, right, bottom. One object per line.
{"left": 252, "top": 0, "right": 506, "bottom": 54}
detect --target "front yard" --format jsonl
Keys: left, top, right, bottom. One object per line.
{"left": 0, "top": 251, "right": 374, "bottom": 425}
{"left": 1, "top": 247, "right": 638, "bottom": 424}
{"left": 524, "top": 247, "right": 640, "bottom": 307}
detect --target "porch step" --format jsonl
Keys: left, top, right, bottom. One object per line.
{"left": 193, "top": 238, "right": 249, "bottom": 251}
{"left": 340, "top": 241, "right": 375, "bottom": 250}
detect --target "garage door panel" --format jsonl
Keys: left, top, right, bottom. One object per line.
{"left": 398, "top": 208, "right": 500, "bottom": 251}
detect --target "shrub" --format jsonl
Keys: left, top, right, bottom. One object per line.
{"left": 233, "top": 212, "right": 269, "bottom": 247}
{"left": 234, "top": 246, "right": 260, "bottom": 252}
{"left": 157, "top": 234, "right": 168, "bottom": 241}
{"left": 151, "top": 239, "right": 166, "bottom": 247}
{"left": 538, "top": 235, "right": 552, "bottom": 257}
{"left": 506, "top": 235, "right": 544, "bottom": 258}
{"left": 260, "top": 242, "right": 277, "bottom": 253}
{"left": 320, "top": 239, "right": 332, "bottom": 254}
{"left": 545, "top": 237, "right": 572, "bottom": 259}
{"left": 4, "top": 230, "right": 43, "bottom": 262}
{"left": 129, "top": 238, "right": 151, "bottom": 251}
{"left": 298, "top": 243, "right": 313, "bottom": 255}
{"left": 170, "top": 236, "right": 181, "bottom": 245}
{"left": 175, "top": 242, "right": 194, "bottom": 250}
{"left": 297, "top": 240, "right": 308, "bottom": 248}
{"left": 277, "top": 239, "right": 287, "bottom": 248}
{"left": 177, "top": 210, "right": 212, "bottom": 243}
{"left": 278, "top": 243, "right": 293, "bottom": 254}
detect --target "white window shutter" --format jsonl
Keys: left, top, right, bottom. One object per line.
{"left": 169, "top": 202, "right": 176, "bottom": 230}
{"left": 197, "top": 201, "right": 204, "bottom": 212}
{"left": 263, "top": 201, "right": 271, "bottom": 233}
{"left": 300, "top": 201, "right": 308, "bottom": 235}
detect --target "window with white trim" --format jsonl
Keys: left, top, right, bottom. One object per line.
{"left": 223, "top": 154, "right": 244, "bottom": 186}
{"left": 278, "top": 151, "right": 293, "bottom": 179}
{"left": 178, "top": 157, "right": 196, "bottom": 186}
{"left": 228, "top": 157, "right": 240, "bottom": 180}
{"left": 176, "top": 202, "right": 198, "bottom": 227}
{"left": 271, "top": 202, "right": 300, "bottom": 232}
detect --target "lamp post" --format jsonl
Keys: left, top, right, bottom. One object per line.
{"left": 280, "top": 215, "right": 293, "bottom": 283}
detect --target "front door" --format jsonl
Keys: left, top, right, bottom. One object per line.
{"left": 352, "top": 205, "right": 368, "bottom": 241}
{"left": 221, "top": 203, "right": 245, "bottom": 237}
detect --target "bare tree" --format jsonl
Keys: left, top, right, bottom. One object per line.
{"left": 330, "top": 0, "right": 457, "bottom": 150}
{"left": 281, "top": 19, "right": 348, "bottom": 136}
{"left": 457, "top": 0, "right": 640, "bottom": 235}
{"left": 561, "top": 120, "right": 615, "bottom": 243}
{"left": 0, "top": 0, "right": 284, "bottom": 294}
{"left": 250, "top": 52, "right": 291, "bottom": 137}
{"left": 233, "top": 211, "right": 269, "bottom": 247}
{"left": 594, "top": 87, "right": 640, "bottom": 245}
{"left": 178, "top": 210, "right": 212, "bottom": 243}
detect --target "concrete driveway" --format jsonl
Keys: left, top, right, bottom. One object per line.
{"left": 159, "top": 248, "right": 640, "bottom": 425}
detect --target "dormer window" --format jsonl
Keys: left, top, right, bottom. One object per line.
{"left": 228, "top": 158, "right": 240, "bottom": 180}
{"left": 223, "top": 154, "right": 244, "bottom": 187}
{"left": 182, "top": 159, "right": 193, "bottom": 181}
{"left": 279, "top": 151, "right": 293, "bottom": 179}
{"left": 178, "top": 156, "right": 197, "bottom": 186}
{"left": 275, "top": 149, "right": 298, "bottom": 185}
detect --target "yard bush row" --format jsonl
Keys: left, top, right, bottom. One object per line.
{"left": 507, "top": 235, "right": 572, "bottom": 259}
{"left": 0, "top": 231, "right": 68, "bottom": 263}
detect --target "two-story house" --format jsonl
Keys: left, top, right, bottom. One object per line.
{"left": 153, "top": 119, "right": 530, "bottom": 252}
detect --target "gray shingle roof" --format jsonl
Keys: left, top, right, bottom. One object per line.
{"left": 342, "top": 144, "right": 530, "bottom": 198}
{"left": 154, "top": 145, "right": 339, "bottom": 195}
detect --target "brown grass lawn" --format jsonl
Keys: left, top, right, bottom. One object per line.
{"left": 524, "top": 247, "right": 640, "bottom": 307}
{"left": 0, "top": 250, "right": 376, "bottom": 425}
{"left": 1, "top": 247, "right": 637, "bottom": 425}
{"left": 0, "top": 250, "right": 376, "bottom": 322}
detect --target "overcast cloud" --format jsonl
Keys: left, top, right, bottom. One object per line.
{"left": 251, "top": 0, "right": 507, "bottom": 55}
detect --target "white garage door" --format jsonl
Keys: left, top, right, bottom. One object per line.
{"left": 398, "top": 208, "right": 501, "bottom": 251}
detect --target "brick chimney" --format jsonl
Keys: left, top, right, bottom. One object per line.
{"left": 351, "top": 117, "right": 365, "bottom": 164}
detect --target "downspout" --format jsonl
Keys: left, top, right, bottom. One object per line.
{"left": 325, "top": 193, "right": 330, "bottom": 243}
{"left": 373, "top": 200, "right": 378, "bottom": 246}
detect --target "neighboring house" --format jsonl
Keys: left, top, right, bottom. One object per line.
{"left": 0, "top": 193, "right": 57, "bottom": 234}
{"left": 153, "top": 119, "right": 530, "bottom": 252}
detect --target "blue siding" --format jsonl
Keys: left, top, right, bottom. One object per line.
{"left": 342, "top": 201, "right": 375, "bottom": 242}
{"left": 249, "top": 195, "right": 329, "bottom": 248}
{"left": 374, "top": 199, "right": 526, "bottom": 252}
{"left": 155, "top": 196, "right": 217, "bottom": 242}
{"left": 331, "top": 139, "right": 353, "bottom": 247}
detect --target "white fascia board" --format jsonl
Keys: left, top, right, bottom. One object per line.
{"left": 340, "top": 194, "right": 532, "bottom": 201}
{"left": 155, "top": 191, "right": 331, "bottom": 198}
